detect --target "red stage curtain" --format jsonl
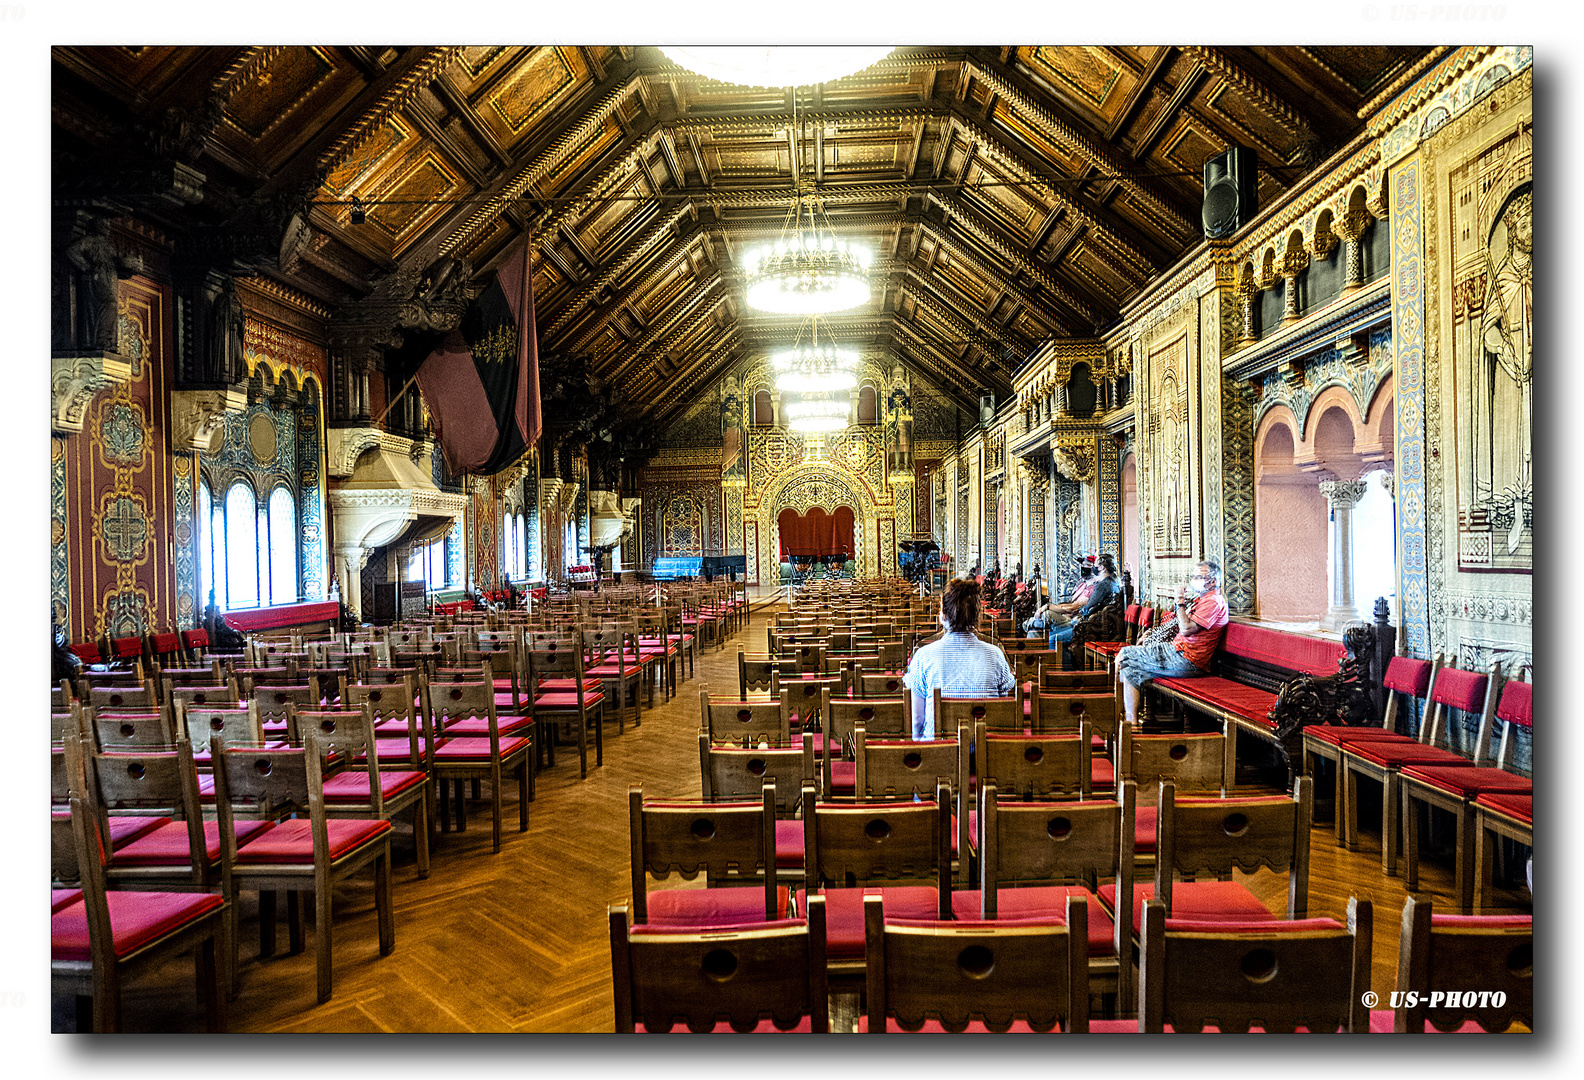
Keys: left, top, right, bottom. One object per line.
{"left": 777, "top": 507, "right": 856, "bottom": 559}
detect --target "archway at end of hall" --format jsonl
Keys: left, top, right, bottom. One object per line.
{"left": 754, "top": 465, "right": 876, "bottom": 584}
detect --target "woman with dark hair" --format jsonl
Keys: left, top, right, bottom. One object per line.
{"left": 1047, "top": 552, "right": 1119, "bottom": 663}
{"left": 902, "top": 578, "right": 1015, "bottom": 739}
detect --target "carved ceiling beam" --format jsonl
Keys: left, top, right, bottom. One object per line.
{"left": 649, "top": 328, "right": 745, "bottom": 426}
{"left": 1180, "top": 46, "right": 1316, "bottom": 147}
{"left": 315, "top": 48, "right": 466, "bottom": 177}
{"left": 911, "top": 221, "right": 1059, "bottom": 335}
{"left": 616, "top": 290, "right": 730, "bottom": 393}
{"left": 1129, "top": 63, "right": 1208, "bottom": 163}
{"left": 520, "top": 122, "right": 663, "bottom": 245}
{"left": 437, "top": 65, "right": 644, "bottom": 257}
{"left": 557, "top": 221, "right": 707, "bottom": 354}
{"left": 541, "top": 199, "right": 693, "bottom": 340}
{"left": 927, "top": 192, "right": 1104, "bottom": 328}
{"left": 888, "top": 319, "right": 1003, "bottom": 406}
{"left": 963, "top": 49, "right": 1199, "bottom": 245}
{"left": 1106, "top": 46, "right": 1176, "bottom": 140}
{"left": 899, "top": 276, "right": 1027, "bottom": 357}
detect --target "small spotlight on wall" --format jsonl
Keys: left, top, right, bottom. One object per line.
{"left": 350, "top": 197, "right": 366, "bottom": 225}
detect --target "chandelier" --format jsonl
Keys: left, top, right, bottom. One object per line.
{"left": 744, "top": 231, "right": 872, "bottom": 315}
{"left": 785, "top": 394, "right": 849, "bottom": 433}
{"left": 772, "top": 337, "right": 859, "bottom": 393}
{"left": 658, "top": 46, "right": 894, "bottom": 88}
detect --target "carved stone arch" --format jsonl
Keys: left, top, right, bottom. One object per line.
{"left": 755, "top": 463, "right": 878, "bottom": 579}
{"left": 1311, "top": 208, "right": 1338, "bottom": 260}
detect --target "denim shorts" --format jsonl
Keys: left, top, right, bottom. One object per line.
{"left": 1115, "top": 639, "right": 1203, "bottom": 685}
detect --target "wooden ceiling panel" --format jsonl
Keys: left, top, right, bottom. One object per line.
{"left": 476, "top": 46, "right": 586, "bottom": 148}
{"left": 323, "top": 115, "right": 412, "bottom": 196}
{"left": 537, "top": 116, "right": 627, "bottom": 198}
{"left": 217, "top": 47, "right": 367, "bottom": 172}
{"left": 990, "top": 105, "right": 1089, "bottom": 178}
{"left": 1199, "top": 81, "right": 1301, "bottom": 162}
{"left": 366, "top": 152, "right": 467, "bottom": 250}
{"left": 55, "top": 46, "right": 216, "bottom": 101}
{"left": 1065, "top": 243, "right": 1132, "bottom": 303}
{"left": 1024, "top": 46, "right": 1137, "bottom": 127}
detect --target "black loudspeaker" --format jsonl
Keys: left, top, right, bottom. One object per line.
{"left": 369, "top": 582, "right": 398, "bottom": 624}
{"left": 978, "top": 392, "right": 996, "bottom": 425}
{"left": 1202, "top": 146, "right": 1258, "bottom": 239}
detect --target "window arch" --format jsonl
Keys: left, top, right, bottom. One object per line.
{"left": 857, "top": 385, "right": 878, "bottom": 425}
{"left": 267, "top": 487, "right": 298, "bottom": 604}
{"left": 517, "top": 512, "right": 527, "bottom": 578}
{"left": 753, "top": 389, "right": 774, "bottom": 427}
{"left": 224, "top": 482, "right": 260, "bottom": 609}
{"left": 198, "top": 480, "right": 218, "bottom": 610}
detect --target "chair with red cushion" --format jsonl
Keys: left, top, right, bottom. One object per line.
{"left": 738, "top": 648, "right": 798, "bottom": 698}
{"left": 823, "top": 694, "right": 906, "bottom": 794}
{"left": 90, "top": 705, "right": 179, "bottom": 751}
{"left": 250, "top": 682, "right": 319, "bottom": 739}
{"left": 179, "top": 702, "right": 266, "bottom": 766}
{"left": 1303, "top": 653, "right": 1443, "bottom": 845}
{"left": 1099, "top": 778, "right": 1313, "bottom": 947}
{"left": 526, "top": 643, "right": 603, "bottom": 776}
{"left": 1400, "top": 665, "right": 1528, "bottom": 912}
{"left": 425, "top": 675, "right": 532, "bottom": 850}
{"left": 862, "top": 892, "right": 1090, "bottom": 1032}
{"left": 1039, "top": 665, "right": 1112, "bottom": 693}
{"left": 935, "top": 688, "right": 1023, "bottom": 737}
{"left": 856, "top": 724, "right": 970, "bottom": 883}
{"left": 178, "top": 627, "right": 211, "bottom": 663}
{"left": 1094, "top": 895, "right": 1371, "bottom": 1032}
{"left": 586, "top": 621, "right": 656, "bottom": 718}
{"left": 52, "top": 786, "right": 227, "bottom": 1033}
{"left": 87, "top": 678, "right": 158, "bottom": 712}
{"left": 1338, "top": 655, "right": 1480, "bottom": 877}
{"left": 1474, "top": 790, "right": 1531, "bottom": 915}
{"left": 293, "top": 703, "right": 431, "bottom": 880}
{"left": 854, "top": 667, "right": 908, "bottom": 699}
{"left": 155, "top": 663, "right": 225, "bottom": 700}
{"left": 166, "top": 679, "right": 241, "bottom": 720}
{"left": 958, "top": 780, "right": 1137, "bottom": 1010}
{"left": 978, "top": 722, "right": 1094, "bottom": 801}
{"left": 609, "top": 895, "right": 829, "bottom": 1033}
{"left": 211, "top": 731, "right": 395, "bottom": 1003}
{"left": 699, "top": 732, "right": 815, "bottom": 884}
{"left": 798, "top": 780, "right": 952, "bottom": 975}
{"left": 628, "top": 783, "right": 784, "bottom": 928}
{"left": 1029, "top": 688, "right": 1118, "bottom": 747}
{"left": 633, "top": 609, "right": 684, "bottom": 700}
{"left": 703, "top": 689, "right": 791, "bottom": 749}
{"left": 343, "top": 675, "right": 439, "bottom": 783}
{"left": 1373, "top": 897, "right": 1531, "bottom": 1032}
{"left": 1115, "top": 725, "right": 1227, "bottom": 873}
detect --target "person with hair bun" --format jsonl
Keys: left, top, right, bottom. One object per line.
{"left": 902, "top": 578, "right": 1015, "bottom": 739}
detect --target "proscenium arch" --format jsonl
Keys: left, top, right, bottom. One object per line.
{"left": 756, "top": 464, "right": 876, "bottom": 580}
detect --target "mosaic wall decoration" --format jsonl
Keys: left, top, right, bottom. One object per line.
{"left": 724, "top": 485, "right": 744, "bottom": 556}
{"left": 1255, "top": 334, "right": 1394, "bottom": 435}
{"left": 1199, "top": 291, "right": 1224, "bottom": 572}
{"left": 298, "top": 383, "right": 326, "bottom": 598}
{"left": 639, "top": 465, "right": 722, "bottom": 566}
{"left": 1147, "top": 334, "right": 1194, "bottom": 557}
{"left": 1051, "top": 477, "right": 1083, "bottom": 597}
{"left": 469, "top": 477, "right": 498, "bottom": 587}
{"left": 660, "top": 492, "right": 705, "bottom": 555}
{"left": 1220, "top": 380, "right": 1258, "bottom": 616}
{"left": 1391, "top": 156, "right": 1429, "bottom": 658}
{"left": 51, "top": 439, "right": 69, "bottom": 629}
{"left": 1026, "top": 463, "right": 1047, "bottom": 580}
{"left": 60, "top": 278, "right": 178, "bottom": 641}
{"left": 1098, "top": 435, "right": 1121, "bottom": 564}
{"left": 171, "top": 453, "right": 197, "bottom": 625}
{"left": 983, "top": 482, "right": 999, "bottom": 572}
{"left": 522, "top": 451, "right": 541, "bottom": 580}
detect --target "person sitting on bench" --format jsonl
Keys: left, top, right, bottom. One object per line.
{"left": 1115, "top": 558, "right": 1229, "bottom": 725}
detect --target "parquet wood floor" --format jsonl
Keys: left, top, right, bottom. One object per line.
{"left": 53, "top": 603, "right": 1531, "bottom": 1032}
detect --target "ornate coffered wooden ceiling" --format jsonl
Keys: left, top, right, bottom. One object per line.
{"left": 53, "top": 43, "right": 1437, "bottom": 426}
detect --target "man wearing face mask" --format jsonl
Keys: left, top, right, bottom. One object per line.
{"left": 1115, "top": 558, "right": 1230, "bottom": 726}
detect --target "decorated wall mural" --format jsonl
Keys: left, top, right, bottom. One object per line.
{"left": 60, "top": 277, "right": 178, "bottom": 642}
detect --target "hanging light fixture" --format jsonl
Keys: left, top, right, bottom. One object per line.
{"left": 785, "top": 393, "right": 849, "bottom": 433}
{"left": 772, "top": 319, "right": 859, "bottom": 392}
{"left": 658, "top": 46, "right": 894, "bottom": 88}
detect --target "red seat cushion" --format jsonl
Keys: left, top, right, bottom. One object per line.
{"left": 1153, "top": 677, "right": 1279, "bottom": 727}
{"left": 1368, "top": 1010, "right": 1513, "bottom": 1033}
{"left": 441, "top": 714, "right": 535, "bottom": 737}
{"left": 1474, "top": 791, "right": 1532, "bottom": 826}
{"left": 775, "top": 820, "right": 804, "bottom": 869}
{"left": 321, "top": 769, "right": 428, "bottom": 803}
{"left": 795, "top": 886, "right": 940, "bottom": 960}
{"left": 1382, "top": 656, "right": 1435, "bottom": 698}
{"left": 950, "top": 887, "right": 1116, "bottom": 955}
{"left": 858, "top": 1017, "right": 1066, "bottom": 1032}
{"left": 532, "top": 691, "right": 606, "bottom": 709}
{"left": 430, "top": 735, "right": 532, "bottom": 760}
{"left": 52, "top": 890, "right": 226, "bottom": 961}
{"left": 1495, "top": 680, "right": 1532, "bottom": 728}
{"left": 1134, "top": 806, "right": 1157, "bottom": 854}
{"left": 492, "top": 692, "right": 520, "bottom": 710}
{"left": 537, "top": 677, "right": 603, "bottom": 692}
{"left": 1400, "top": 765, "right": 1533, "bottom": 799}
{"left": 107, "top": 815, "right": 168, "bottom": 849}
{"left": 1221, "top": 623, "right": 1343, "bottom": 676}
{"left": 1091, "top": 757, "right": 1115, "bottom": 789}
{"left": 112, "top": 819, "right": 273, "bottom": 865}
{"left": 1431, "top": 668, "right": 1490, "bottom": 713}
{"left": 828, "top": 760, "right": 855, "bottom": 795}
{"left": 1304, "top": 725, "right": 1418, "bottom": 747}
{"left": 52, "top": 889, "right": 83, "bottom": 914}
{"left": 1096, "top": 881, "right": 1275, "bottom": 934}
{"left": 644, "top": 886, "right": 790, "bottom": 928}
{"left": 374, "top": 736, "right": 438, "bottom": 763}
{"left": 232, "top": 818, "right": 391, "bottom": 864}
{"left": 1346, "top": 743, "right": 1469, "bottom": 768}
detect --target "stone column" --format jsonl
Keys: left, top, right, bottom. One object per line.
{"left": 1319, "top": 479, "right": 1369, "bottom": 630}
{"left": 334, "top": 544, "right": 371, "bottom": 622}
{"left": 1335, "top": 209, "right": 1373, "bottom": 293}
{"left": 1278, "top": 248, "right": 1310, "bottom": 327}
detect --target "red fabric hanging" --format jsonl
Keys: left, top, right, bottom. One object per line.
{"left": 777, "top": 506, "right": 856, "bottom": 558}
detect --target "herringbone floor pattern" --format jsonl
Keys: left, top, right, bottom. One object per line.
{"left": 55, "top": 603, "right": 1530, "bottom": 1032}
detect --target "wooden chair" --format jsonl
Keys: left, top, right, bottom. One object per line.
{"left": 1303, "top": 653, "right": 1443, "bottom": 841}
{"left": 211, "top": 732, "right": 395, "bottom": 1004}
{"left": 1039, "top": 665, "right": 1112, "bottom": 693}
{"left": 166, "top": 679, "right": 240, "bottom": 719}
{"left": 51, "top": 784, "right": 227, "bottom": 1032}
{"left": 978, "top": 722, "right": 1093, "bottom": 801}
{"left": 87, "top": 678, "right": 158, "bottom": 712}
{"left": 862, "top": 892, "right": 1090, "bottom": 1032}
{"left": 934, "top": 688, "right": 1023, "bottom": 736}
{"left": 854, "top": 667, "right": 907, "bottom": 699}
{"left": 1117, "top": 725, "right": 1228, "bottom": 874}
{"left": 609, "top": 894, "right": 829, "bottom": 1032}
{"left": 291, "top": 703, "right": 431, "bottom": 879}
{"left": 821, "top": 692, "right": 909, "bottom": 799}
{"left": 1099, "top": 778, "right": 1313, "bottom": 942}
{"left": 1009, "top": 649, "right": 1063, "bottom": 687}
{"left": 855, "top": 724, "right": 971, "bottom": 884}
{"left": 1401, "top": 666, "right": 1529, "bottom": 912}
{"left": 699, "top": 732, "right": 815, "bottom": 882}
{"left": 627, "top": 783, "right": 785, "bottom": 927}
{"left": 1338, "top": 657, "right": 1487, "bottom": 878}
{"left": 700, "top": 689, "right": 791, "bottom": 748}
{"left": 525, "top": 644, "right": 601, "bottom": 775}
{"left": 574, "top": 630, "right": 637, "bottom": 735}
{"left": 1378, "top": 897, "right": 1531, "bottom": 1032}
{"left": 89, "top": 706, "right": 179, "bottom": 751}
{"left": 1109, "top": 894, "right": 1372, "bottom": 1033}
{"left": 343, "top": 676, "right": 439, "bottom": 785}
{"left": 250, "top": 682, "right": 319, "bottom": 738}
{"left": 738, "top": 649, "right": 797, "bottom": 698}
{"left": 799, "top": 780, "right": 952, "bottom": 974}
{"left": 425, "top": 675, "right": 532, "bottom": 850}
{"left": 1474, "top": 789, "right": 1531, "bottom": 915}
{"left": 962, "top": 780, "right": 1136, "bottom": 1008}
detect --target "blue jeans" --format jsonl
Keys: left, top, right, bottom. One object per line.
{"left": 1048, "top": 625, "right": 1075, "bottom": 649}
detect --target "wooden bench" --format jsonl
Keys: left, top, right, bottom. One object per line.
{"left": 1146, "top": 620, "right": 1381, "bottom": 792}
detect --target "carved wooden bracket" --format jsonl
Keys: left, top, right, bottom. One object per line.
{"left": 169, "top": 387, "right": 248, "bottom": 452}
{"left": 51, "top": 352, "right": 133, "bottom": 434}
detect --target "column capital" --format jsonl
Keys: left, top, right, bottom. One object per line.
{"left": 1318, "top": 478, "right": 1369, "bottom": 508}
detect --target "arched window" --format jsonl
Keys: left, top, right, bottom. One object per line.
{"left": 224, "top": 482, "right": 260, "bottom": 609}
{"left": 267, "top": 487, "right": 297, "bottom": 604}
{"left": 197, "top": 481, "right": 219, "bottom": 611}
{"left": 407, "top": 534, "right": 450, "bottom": 590}
{"left": 857, "top": 385, "right": 878, "bottom": 425}
{"left": 753, "top": 389, "right": 774, "bottom": 427}
{"left": 516, "top": 512, "right": 527, "bottom": 578}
